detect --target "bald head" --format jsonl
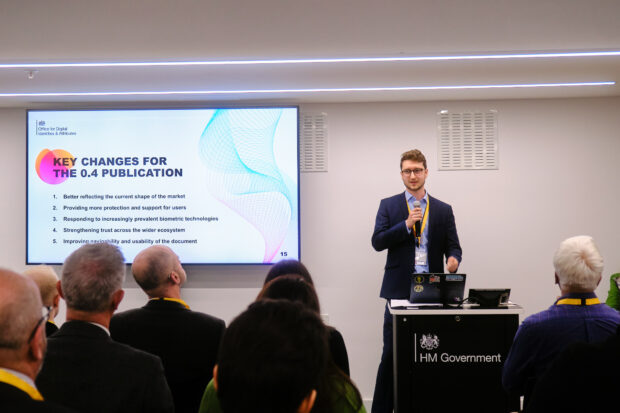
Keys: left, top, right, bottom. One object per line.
{"left": 132, "top": 245, "right": 186, "bottom": 297}
{"left": 23, "top": 265, "right": 59, "bottom": 307}
{"left": 0, "top": 268, "right": 43, "bottom": 350}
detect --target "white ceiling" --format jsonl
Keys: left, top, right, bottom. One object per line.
{"left": 1, "top": 0, "right": 620, "bottom": 107}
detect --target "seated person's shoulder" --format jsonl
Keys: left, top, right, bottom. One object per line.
{"left": 109, "top": 308, "right": 143, "bottom": 325}
{"left": 109, "top": 339, "right": 166, "bottom": 368}
{"left": 188, "top": 310, "right": 225, "bottom": 327}
{"left": 112, "top": 307, "right": 142, "bottom": 318}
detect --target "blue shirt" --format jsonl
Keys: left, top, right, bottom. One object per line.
{"left": 502, "top": 292, "right": 620, "bottom": 401}
{"left": 405, "top": 191, "right": 429, "bottom": 273}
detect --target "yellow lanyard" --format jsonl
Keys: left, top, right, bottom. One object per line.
{"left": 556, "top": 297, "right": 600, "bottom": 306}
{"left": 151, "top": 297, "right": 190, "bottom": 309}
{"left": 406, "top": 197, "right": 429, "bottom": 246}
{"left": 0, "top": 368, "right": 44, "bottom": 401}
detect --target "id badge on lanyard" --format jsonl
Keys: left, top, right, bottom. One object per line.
{"left": 415, "top": 249, "right": 428, "bottom": 266}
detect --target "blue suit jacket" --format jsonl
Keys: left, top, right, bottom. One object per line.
{"left": 372, "top": 192, "right": 462, "bottom": 299}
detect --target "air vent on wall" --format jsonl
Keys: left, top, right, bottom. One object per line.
{"left": 437, "top": 110, "right": 498, "bottom": 170}
{"left": 300, "top": 112, "right": 328, "bottom": 172}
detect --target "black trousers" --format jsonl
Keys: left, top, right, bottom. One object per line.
{"left": 372, "top": 303, "right": 394, "bottom": 413}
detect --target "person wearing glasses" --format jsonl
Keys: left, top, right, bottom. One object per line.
{"left": 0, "top": 268, "right": 75, "bottom": 412}
{"left": 35, "top": 243, "right": 174, "bottom": 413}
{"left": 370, "top": 149, "right": 462, "bottom": 413}
{"left": 110, "top": 245, "right": 225, "bottom": 413}
{"left": 23, "top": 265, "right": 62, "bottom": 337}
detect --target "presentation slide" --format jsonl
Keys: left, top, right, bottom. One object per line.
{"left": 27, "top": 107, "right": 299, "bottom": 265}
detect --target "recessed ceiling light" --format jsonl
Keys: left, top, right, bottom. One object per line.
{"left": 0, "top": 82, "right": 613, "bottom": 97}
{"left": 1, "top": 51, "right": 619, "bottom": 69}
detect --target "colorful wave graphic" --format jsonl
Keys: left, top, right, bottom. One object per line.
{"left": 199, "top": 109, "right": 292, "bottom": 263}
{"left": 35, "top": 149, "right": 74, "bottom": 184}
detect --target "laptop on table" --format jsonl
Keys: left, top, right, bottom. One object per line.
{"left": 409, "top": 273, "right": 466, "bottom": 306}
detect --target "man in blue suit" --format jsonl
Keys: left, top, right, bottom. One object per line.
{"left": 371, "top": 149, "right": 462, "bottom": 413}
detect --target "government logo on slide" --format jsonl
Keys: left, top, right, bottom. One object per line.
{"left": 35, "top": 148, "right": 74, "bottom": 184}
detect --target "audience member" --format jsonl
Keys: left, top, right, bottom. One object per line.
{"left": 199, "top": 276, "right": 366, "bottom": 413}
{"left": 263, "top": 259, "right": 350, "bottom": 375}
{"left": 214, "top": 299, "right": 327, "bottom": 413}
{"left": 264, "top": 258, "right": 314, "bottom": 285}
{"left": 502, "top": 235, "right": 620, "bottom": 408}
{"left": 258, "top": 276, "right": 365, "bottom": 413}
{"left": 526, "top": 324, "right": 620, "bottom": 412}
{"left": 36, "top": 243, "right": 174, "bottom": 413}
{"left": 110, "top": 245, "right": 225, "bottom": 413}
{"left": 0, "top": 268, "right": 75, "bottom": 412}
{"left": 23, "top": 265, "right": 61, "bottom": 336}
{"left": 605, "top": 272, "right": 620, "bottom": 310}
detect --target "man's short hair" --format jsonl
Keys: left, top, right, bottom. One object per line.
{"left": 553, "top": 235, "right": 603, "bottom": 291}
{"left": 217, "top": 299, "right": 327, "bottom": 413}
{"left": 23, "top": 265, "right": 59, "bottom": 307}
{"left": 0, "top": 269, "right": 42, "bottom": 350}
{"left": 400, "top": 149, "right": 427, "bottom": 170}
{"left": 264, "top": 259, "right": 314, "bottom": 286}
{"left": 61, "top": 243, "right": 125, "bottom": 312}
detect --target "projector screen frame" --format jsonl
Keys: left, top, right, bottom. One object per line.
{"left": 26, "top": 105, "right": 301, "bottom": 266}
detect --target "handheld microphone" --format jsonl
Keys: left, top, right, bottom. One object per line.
{"left": 413, "top": 200, "right": 421, "bottom": 235}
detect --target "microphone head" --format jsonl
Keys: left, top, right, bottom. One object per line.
{"left": 413, "top": 200, "right": 421, "bottom": 208}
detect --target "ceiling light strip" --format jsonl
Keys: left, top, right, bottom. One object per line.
{"left": 0, "top": 82, "right": 613, "bottom": 97}
{"left": 1, "top": 51, "right": 620, "bottom": 69}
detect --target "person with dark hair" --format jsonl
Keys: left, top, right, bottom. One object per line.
{"left": 0, "top": 268, "right": 76, "bottom": 412}
{"left": 262, "top": 275, "right": 350, "bottom": 375}
{"left": 199, "top": 276, "right": 366, "bottom": 413}
{"left": 263, "top": 260, "right": 350, "bottom": 375}
{"left": 258, "top": 275, "right": 320, "bottom": 312}
{"left": 263, "top": 259, "right": 351, "bottom": 376}
{"left": 214, "top": 299, "right": 326, "bottom": 413}
{"left": 36, "top": 243, "right": 174, "bottom": 413}
{"left": 259, "top": 276, "right": 365, "bottom": 413}
{"left": 371, "top": 149, "right": 462, "bottom": 413}
{"left": 264, "top": 259, "right": 314, "bottom": 285}
{"left": 111, "top": 245, "right": 225, "bottom": 413}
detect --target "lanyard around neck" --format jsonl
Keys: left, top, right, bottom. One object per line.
{"left": 151, "top": 297, "right": 190, "bottom": 309}
{"left": 0, "top": 368, "right": 43, "bottom": 401}
{"left": 556, "top": 297, "right": 600, "bottom": 306}
{"left": 406, "top": 197, "right": 429, "bottom": 246}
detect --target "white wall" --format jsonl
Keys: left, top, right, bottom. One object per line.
{"left": 2, "top": 96, "right": 620, "bottom": 403}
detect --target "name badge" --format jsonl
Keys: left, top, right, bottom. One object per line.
{"left": 415, "top": 250, "right": 428, "bottom": 266}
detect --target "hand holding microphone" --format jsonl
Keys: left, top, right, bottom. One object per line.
{"left": 406, "top": 200, "right": 423, "bottom": 231}
{"left": 412, "top": 200, "right": 422, "bottom": 235}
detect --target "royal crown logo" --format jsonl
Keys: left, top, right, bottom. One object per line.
{"left": 420, "top": 334, "right": 439, "bottom": 350}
